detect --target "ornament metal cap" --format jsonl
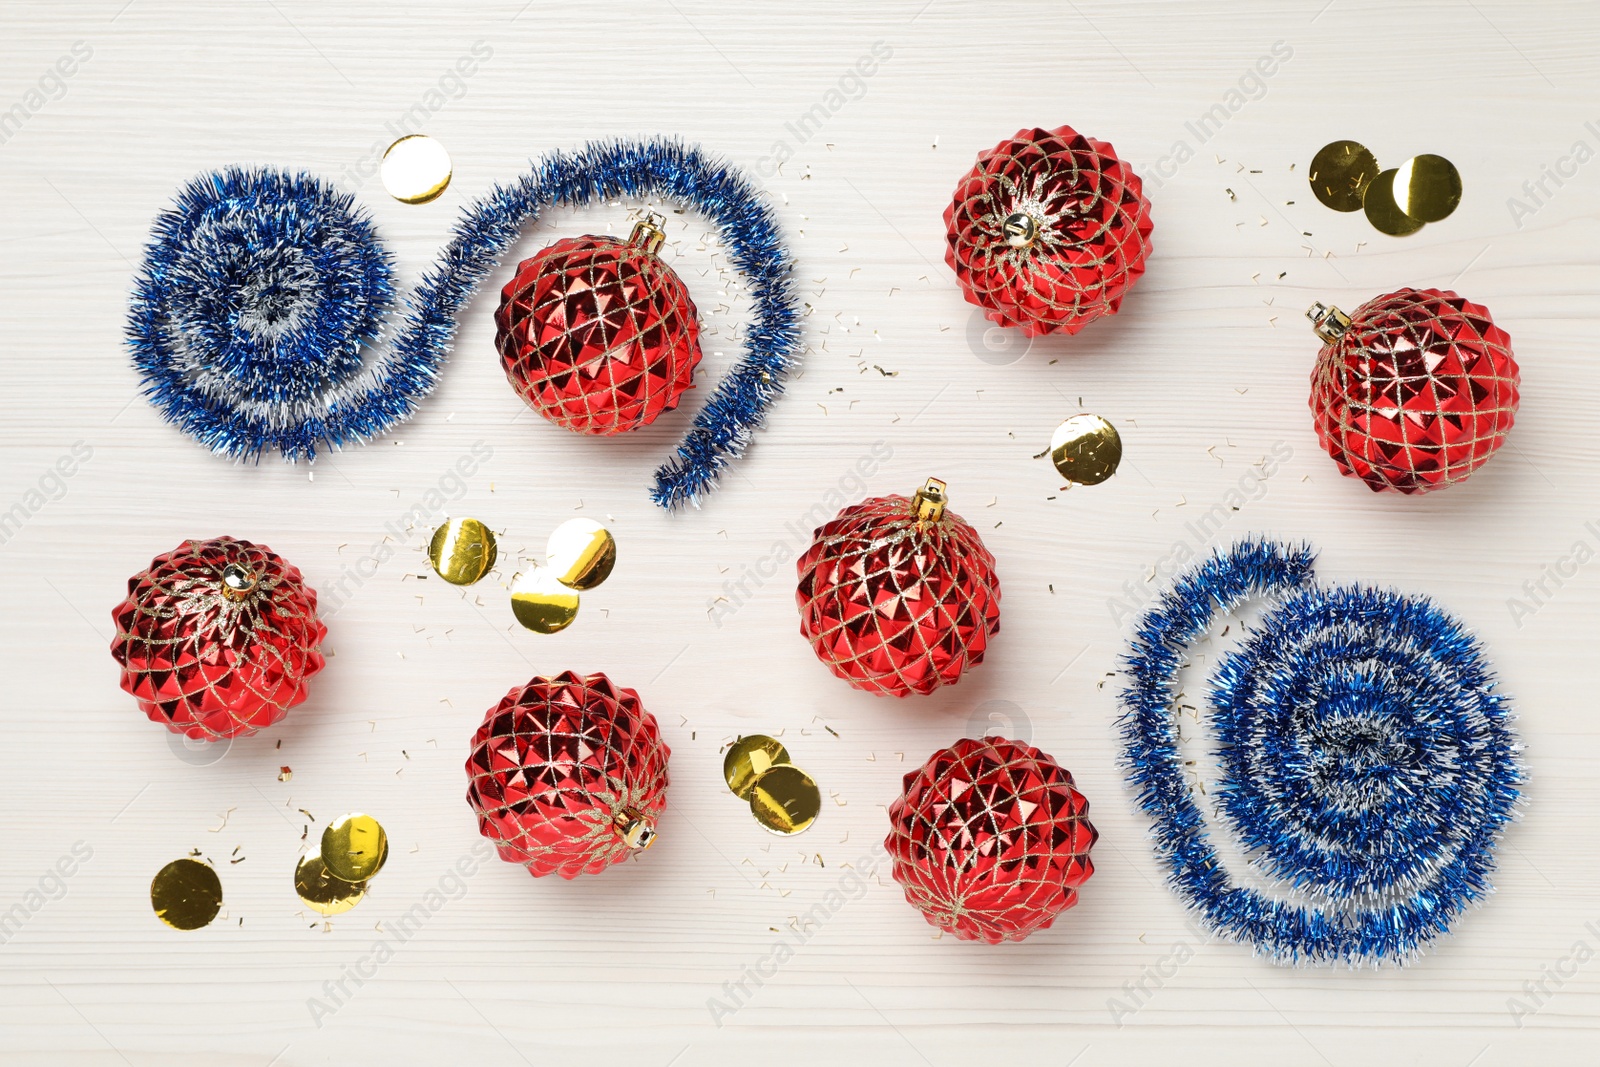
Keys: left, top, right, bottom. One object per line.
{"left": 1002, "top": 211, "right": 1039, "bottom": 250}
{"left": 219, "top": 562, "right": 259, "bottom": 601}
{"left": 912, "top": 477, "right": 948, "bottom": 523}
{"left": 1306, "top": 302, "right": 1352, "bottom": 343}
{"left": 628, "top": 212, "right": 667, "bottom": 256}
{"left": 614, "top": 809, "right": 656, "bottom": 850}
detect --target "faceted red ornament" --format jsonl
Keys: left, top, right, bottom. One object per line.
{"left": 945, "top": 124, "right": 1153, "bottom": 337}
{"left": 465, "top": 671, "right": 670, "bottom": 879}
{"left": 886, "top": 736, "right": 1097, "bottom": 944}
{"left": 796, "top": 478, "right": 1000, "bottom": 697}
{"left": 493, "top": 217, "right": 701, "bottom": 435}
{"left": 110, "top": 536, "right": 326, "bottom": 741}
{"left": 1308, "top": 288, "right": 1519, "bottom": 494}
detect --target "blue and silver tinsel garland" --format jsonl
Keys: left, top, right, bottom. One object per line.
{"left": 128, "top": 168, "right": 397, "bottom": 462}
{"left": 1118, "top": 539, "right": 1521, "bottom": 966}
{"left": 127, "top": 139, "right": 802, "bottom": 508}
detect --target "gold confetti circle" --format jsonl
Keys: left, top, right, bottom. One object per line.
{"left": 1050, "top": 414, "right": 1123, "bottom": 485}
{"left": 1391, "top": 153, "right": 1462, "bottom": 223}
{"left": 749, "top": 764, "right": 821, "bottom": 835}
{"left": 295, "top": 853, "right": 367, "bottom": 917}
{"left": 150, "top": 858, "right": 223, "bottom": 931}
{"left": 321, "top": 813, "right": 389, "bottom": 883}
{"left": 510, "top": 567, "right": 581, "bottom": 633}
{"left": 722, "top": 735, "right": 791, "bottom": 800}
{"left": 428, "top": 518, "right": 497, "bottom": 586}
{"left": 1309, "top": 140, "right": 1380, "bottom": 213}
{"left": 1362, "top": 169, "right": 1426, "bottom": 237}
{"left": 380, "top": 135, "right": 452, "bottom": 205}
{"left": 546, "top": 518, "right": 616, "bottom": 591}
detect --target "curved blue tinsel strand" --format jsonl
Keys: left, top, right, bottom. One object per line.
{"left": 127, "top": 168, "right": 397, "bottom": 462}
{"left": 127, "top": 141, "right": 801, "bottom": 507}
{"left": 395, "top": 137, "right": 801, "bottom": 510}
{"left": 1117, "top": 538, "right": 1521, "bottom": 966}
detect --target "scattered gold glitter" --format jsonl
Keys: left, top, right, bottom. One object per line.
{"left": 428, "top": 517, "right": 497, "bottom": 586}
{"left": 295, "top": 853, "right": 366, "bottom": 916}
{"left": 320, "top": 813, "right": 388, "bottom": 883}
{"left": 1309, "top": 140, "right": 1379, "bottom": 212}
{"left": 380, "top": 135, "right": 452, "bottom": 204}
{"left": 510, "top": 567, "right": 581, "bottom": 633}
{"left": 1050, "top": 414, "right": 1122, "bottom": 485}
{"left": 278, "top": 766, "right": 293, "bottom": 782}
{"left": 723, "top": 735, "right": 791, "bottom": 799}
{"left": 150, "top": 858, "right": 223, "bottom": 931}
{"left": 1391, "top": 153, "right": 1462, "bottom": 223}
{"left": 1363, "top": 169, "right": 1426, "bottom": 236}
{"left": 546, "top": 518, "right": 616, "bottom": 591}
{"left": 750, "top": 764, "right": 821, "bottom": 835}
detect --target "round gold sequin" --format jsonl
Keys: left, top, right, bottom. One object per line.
{"left": 1391, "top": 154, "right": 1462, "bottom": 223}
{"left": 320, "top": 813, "right": 389, "bottom": 883}
{"left": 749, "top": 764, "right": 821, "bottom": 835}
{"left": 723, "top": 735, "right": 791, "bottom": 799}
{"left": 428, "top": 518, "right": 497, "bottom": 586}
{"left": 1362, "top": 169, "right": 1426, "bottom": 237}
{"left": 1050, "top": 414, "right": 1122, "bottom": 485}
{"left": 1309, "top": 140, "right": 1380, "bottom": 213}
{"left": 295, "top": 853, "right": 366, "bottom": 917}
{"left": 380, "top": 135, "right": 452, "bottom": 205}
{"left": 546, "top": 518, "right": 616, "bottom": 591}
{"left": 150, "top": 858, "right": 223, "bottom": 931}
{"left": 510, "top": 567, "right": 581, "bottom": 633}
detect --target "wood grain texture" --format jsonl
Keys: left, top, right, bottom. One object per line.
{"left": 1, "top": 0, "right": 1598, "bottom": 1063}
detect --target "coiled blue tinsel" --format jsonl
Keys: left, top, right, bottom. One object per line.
{"left": 1117, "top": 539, "right": 1521, "bottom": 966}
{"left": 128, "top": 168, "right": 398, "bottom": 461}
{"left": 127, "top": 139, "right": 801, "bottom": 509}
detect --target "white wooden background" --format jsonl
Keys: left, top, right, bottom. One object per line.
{"left": 2, "top": 1, "right": 1597, "bottom": 1064}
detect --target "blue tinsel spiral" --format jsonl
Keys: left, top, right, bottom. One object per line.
{"left": 1118, "top": 539, "right": 1521, "bottom": 966}
{"left": 128, "top": 139, "right": 801, "bottom": 508}
{"left": 128, "top": 168, "right": 398, "bottom": 461}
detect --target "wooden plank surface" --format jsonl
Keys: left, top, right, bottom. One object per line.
{"left": 1, "top": 1, "right": 1597, "bottom": 1063}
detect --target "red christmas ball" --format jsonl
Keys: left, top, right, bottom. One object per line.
{"left": 1308, "top": 288, "right": 1519, "bottom": 494}
{"left": 110, "top": 536, "right": 326, "bottom": 741}
{"left": 465, "top": 671, "right": 669, "bottom": 879}
{"left": 945, "top": 124, "right": 1153, "bottom": 337}
{"left": 493, "top": 217, "right": 701, "bottom": 435}
{"left": 886, "top": 736, "right": 1097, "bottom": 944}
{"left": 796, "top": 478, "right": 1000, "bottom": 697}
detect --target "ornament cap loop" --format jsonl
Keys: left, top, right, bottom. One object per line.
{"left": 628, "top": 212, "right": 667, "bottom": 256}
{"left": 1002, "top": 211, "right": 1039, "bottom": 249}
{"left": 614, "top": 808, "right": 656, "bottom": 850}
{"left": 1307, "top": 302, "right": 1352, "bottom": 343}
{"left": 220, "top": 562, "right": 259, "bottom": 601}
{"left": 912, "top": 477, "right": 948, "bottom": 524}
